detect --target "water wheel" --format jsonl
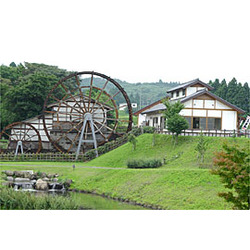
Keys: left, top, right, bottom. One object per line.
{"left": 42, "top": 71, "right": 133, "bottom": 153}
{"left": 0, "top": 122, "right": 42, "bottom": 154}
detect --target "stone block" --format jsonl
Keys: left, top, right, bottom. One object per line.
{"left": 14, "top": 178, "right": 31, "bottom": 183}
{"left": 36, "top": 179, "right": 48, "bottom": 191}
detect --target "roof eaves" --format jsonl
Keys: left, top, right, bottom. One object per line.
{"left": 133, "top": 99, "right": 165, "bottom": 116}
{"left": 167, "top": 78, "right": 213, "bottom": 93}
{"left": 181, "top": 90, "right": 245, "bottom": 113}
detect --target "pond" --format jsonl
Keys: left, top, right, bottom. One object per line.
{"left": 55, "top": 191, "right": 150, "bottom": 210}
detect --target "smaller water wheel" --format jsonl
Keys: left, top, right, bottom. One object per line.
{"left": 0, "top": 122, "right": 42, "bottom": 154}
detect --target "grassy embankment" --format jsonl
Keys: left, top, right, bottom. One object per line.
{"left": 1, "top": 134, "right": 249, "bottom": 209}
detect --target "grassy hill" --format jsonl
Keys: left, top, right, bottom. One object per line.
{"left": 82, "top": 133, "right": 249, "bottom": 169}
{"left": 1, "top": 134, "right": 248, "bottom": 209}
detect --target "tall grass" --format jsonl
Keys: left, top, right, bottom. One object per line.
{"left": 0, "top": 188, "right": 80, "bottom": 210}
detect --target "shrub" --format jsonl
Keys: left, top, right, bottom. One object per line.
{"left": 129, "top": 128, "right": 141, "bottom": 136}
{"left": 211, "top": 143, "right": 249, "bottom": 210}
{"left": 127, "top": 158, "right": 162, "bottom": 169}
{"left": 142, "top": 126, "right": 156, "bottom": 134}
{"left": 128, "top": 134, "right": 137, "bottom": 151}
{"left": 195, "top": 131, "right": 209, "bottom": 167}
{"left": 0, "top": 187, "right": 79, "bottom": 210}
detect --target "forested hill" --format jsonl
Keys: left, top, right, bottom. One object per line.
{"left": 0, "top": 62, "right": 249, "bottom": 130}
{"left": 209, "top": 78, "right": 249, "bottom": 115}
{"left": 116, "top": 79, "right": 178, "bottom": 106}
{"left": 80, "top": 77, "right": 179, "bottom": 107}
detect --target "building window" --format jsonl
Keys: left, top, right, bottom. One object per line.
{"left": 182, "top": 89, "right": 185, "bottom": 96}
{"left": 184, "top": 117, "right": 191, "bottom": 129}
{"left": 153, "top": 117, "right": 158, "bottom": 127}
{"left": 193, "top": 117, "right": 206, "bottom": 129}
{"left": 207, "top": 118, "right": 221, "bottom": 130}
{"left": 176, "top": 90, "right": 179, "bottom": 97}
{"left": 160, "top": 117, "right": 166, "bottom": 129}
{"left": 171, "top": 92, "right": 174, "bottom": 98}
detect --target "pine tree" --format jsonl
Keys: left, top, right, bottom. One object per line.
{"left": 226, "top": 78, "right": 238, "bottom": 104}
{"left": 210, "top": 79, "right": 220, "bottom": 95}
{"left": 217, "top": 79, "right": 228, "bottom": 100}
{"left": 234, "top": 82, "right": 245, "bottom": 109}
{"left": 243, "top": 82, "right": 250, "bottom": 114}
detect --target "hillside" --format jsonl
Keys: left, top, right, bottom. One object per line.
{"left": 2, "top": 134, "right": 248, "bottom": 209}
{"left": 82, "top": 134, "right": 249, "bottom": 168}
{"left": 81, "top": 77, "right": 179, "bottom": 108}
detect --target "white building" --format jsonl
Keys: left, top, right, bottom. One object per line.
{"left": 119, "top": 103, "right": 138, "bottom": 110}
{"left": 134, "top": 79, "right": 245, "bottom": 131}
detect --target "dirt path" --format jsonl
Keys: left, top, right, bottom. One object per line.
{"left": 0, "top": 163, "right": 126, "bottom": 170}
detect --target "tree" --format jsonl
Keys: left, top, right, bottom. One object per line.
{"left": 243, "top": 82, "right": 250, "bottom": 114}
{"left": 194, "top": 131, "right": 208, "bottom": 167}
{"left": 162, "top": 99, "right": 189, "bottom": 144}
{"left": 162, "top": 99, "right": 185, "bottom": 119}
{"left": 0, "top": 62, "right": 75, "bottom": 129}
{"left": 217, "top": 79, "right": 228, "bottom": 100}
{"left": 226, "top": 78, "right": 238, "bottom": 104}
{"left": 3, "top": 72, "right": 58, "bottom": 123}
{"left": 210, "top": 78, "right": 220, "bottom": 93}
{"left": 128, "top": 134, "right": 137, "bottom": 151}
{"left": 211, "top": 143, "right": 249, "bottom": 210}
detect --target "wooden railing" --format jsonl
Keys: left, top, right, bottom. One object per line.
{"left": 159, "top": 129, "right": 250, "bottom": 138}
{"left": 0, "top": 128, "right": 136, "bottom": 162}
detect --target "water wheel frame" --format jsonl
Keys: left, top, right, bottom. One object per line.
{"left": 0, "top": 122, "right": 42, "bottom": 153}
{"left": 42, "top": 71, "right": 133, "bottom": 153}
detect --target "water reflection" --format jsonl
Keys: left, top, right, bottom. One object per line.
{"left": 69, "top": 192, "right": 149, "bottom": 210}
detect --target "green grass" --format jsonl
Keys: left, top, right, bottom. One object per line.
{"left": 0, "top": 164, "right": 232, "bottom": 209}
{"left": 0, "top": 187, "right": 80, "bottom": 210}
{"left": 1, "top": 134, "right": 249, "bottom": 209}
{"left": 82, "top": 134, "right": 249, "bottom": 168}
{"left": 119, "top": 110, "right": 138, "bottom": 125}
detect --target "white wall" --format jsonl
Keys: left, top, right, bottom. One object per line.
{"left": 179, "top": 109, "right": 192, "bottom": 116}
{"left": 193, "top": 99, "right": 203, "bottom": 108}
{"left": 222, "top": 111, "right": 237, "bottom": 130}
{"left": 184, "top": 100, "right": 192, "bottom": 108}
{"left": 193, "top": 110, "right": 206, "bottom": 117}
{"left": 205, "top": 100, "right": 215, "bottom": 109}
{"left": 138, "top": 113, "right": 146, "bottom": 126}
{"left": 216, "top": 101, "right": 231, "bottom": 109}
{"left": 186, "top": 87, "right": 196, "bottom": 96}
{"left": 208, "top": 110, "right": 221, "bottom": 118}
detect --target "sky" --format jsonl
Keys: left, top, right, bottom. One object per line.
{"left": 1, "top": 0, "right": 249, "bottom": 84}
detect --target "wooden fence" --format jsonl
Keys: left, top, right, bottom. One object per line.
{"left": 0, "top": 131, "right": 130, "bottom": 162}
{"left": 159, "top": 129, "right": 250, "bottom": 138}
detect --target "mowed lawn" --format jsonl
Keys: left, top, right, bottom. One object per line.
{"left": 1, "top": 134, "right": 249, "bottom": 209}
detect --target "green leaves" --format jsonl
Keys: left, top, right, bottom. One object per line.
{"left": 162, "top": 99, "right": 189, "bottom": 144}
{"left": 211, "top": 143, "right": 250, "bottom": 210}
{"left": 0, "top": 62, "right": 75, "bottom": 129}
{"left": 162, "top": 99, "right": 185, "bottom": 119}
{"left": 210, "top": 78, "right": 249, "bottom": 115}
{"left": 128, "top": 134, "right": 137, "bottom": 151}
{"left": 195, "top": 131, "right": 209, "bottom": 167}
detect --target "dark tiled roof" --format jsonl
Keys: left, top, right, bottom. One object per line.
{"left": 141, "top": 103, "right": 166, "bottom": 114}
{"left": 133, "top": 99, "right": 165, "bottom": 115}
{"left": 166, "top": 79, "right": 213, "bottom": 93}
